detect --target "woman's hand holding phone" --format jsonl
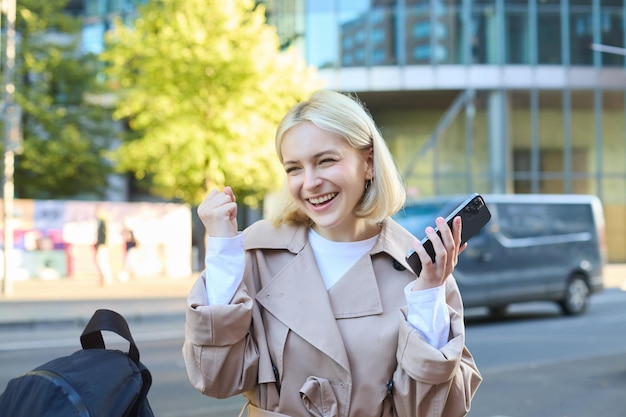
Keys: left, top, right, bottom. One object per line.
{"left": 405, "top": 193, "right": 491, "bottom": 287}
{"left": 410, "top": 216, "right": 466, "bottom": 291}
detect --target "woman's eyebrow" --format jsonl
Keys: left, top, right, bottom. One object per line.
{"left": 283, "top": 150, "right": 339, "bottom": 165}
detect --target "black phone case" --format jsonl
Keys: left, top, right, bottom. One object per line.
{"left": 406, "top": 193, "right": 492, "bottom": 275}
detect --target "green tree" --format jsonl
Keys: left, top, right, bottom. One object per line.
{"left": 101, "top": 0, "right": 322, "bottom": 207}
{"left": 7, "top": 0, "right": 115, "bottom": 199}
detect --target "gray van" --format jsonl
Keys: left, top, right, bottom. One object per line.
{"left": 394, "top": 194, "right": 607, "bottom": 316}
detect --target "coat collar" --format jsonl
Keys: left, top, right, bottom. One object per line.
{"left": 374, "top": 217, "right": 419, "bottom": 274}
{"left": 244, "top": 217, "right": 417, "bottom": 273}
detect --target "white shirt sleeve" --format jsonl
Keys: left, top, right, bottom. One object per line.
{"left": 404, "top": 282, "right": 451, "bottom": 349}
{"left": 204, "top": 234, "right": 245, "bottom": 305}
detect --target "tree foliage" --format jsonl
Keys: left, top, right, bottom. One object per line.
{"left": 101, "top": 0, "right": 323, "bottom": 207}
{"left": 8, "top": 0, "right": 115, "bottom": 199}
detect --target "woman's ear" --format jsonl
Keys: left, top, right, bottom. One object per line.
{"left": 365, "top": 147, "right": 374, "bottom": 180}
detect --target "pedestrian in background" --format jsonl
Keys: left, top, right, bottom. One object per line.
{"left": 118, "top": 224, "right": 138, "bottom": 282}
{"left": 183, "top": 90, "right": 482, "bottom": 416}
{"left": 94, "top": 206, "right": 113, "bottom": 286}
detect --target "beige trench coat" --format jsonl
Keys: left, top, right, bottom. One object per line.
{"left": 183, "top": 218, "right": 482, "bottom": 417}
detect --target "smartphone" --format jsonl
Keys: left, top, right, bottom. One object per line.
{"left": 405, "top": 193, "right": 491, "bottom": 275}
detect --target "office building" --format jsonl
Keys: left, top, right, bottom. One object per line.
{"left": 72, "top": 0, "right": 626, "bottom": 261}
{"left": 265, "top": 0, "right": 626, "bottom": 262}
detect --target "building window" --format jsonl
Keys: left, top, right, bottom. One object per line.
{"left": 372, "top": 49, "right": 385, "bottom": 64}
{"left": 370, "top": 27, "right": 385, "bottom": 44}
{"left": 413, "top": 44, "right": 431, "bottom": 61}
{"left": 412, "top": 21, "right": 430, "bottom": 39}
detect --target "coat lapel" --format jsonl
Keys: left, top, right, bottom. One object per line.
{"left": 255, "top": 244, "right": 351, "bottom": 372}
{"left": 247, "top": 218, "right": 419, "bottom": 375}
{"left": 327, "top": 255, "right": 383, "bottom": 319}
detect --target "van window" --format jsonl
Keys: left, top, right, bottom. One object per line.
{"left": 497, "top": 203, "right": 593, "bottom": 239}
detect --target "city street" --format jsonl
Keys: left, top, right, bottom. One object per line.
{"left": 1, "top": 1, "right": 625, "bottom": 416}
{"left": 465, "top": 287, "right": 626, "bottom": 417}
{"left": 1, "top": 287, "right": 625, "bottom": 416}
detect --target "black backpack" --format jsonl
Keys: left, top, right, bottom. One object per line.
{"left": 0, "top": 309, "right": 154, "bottom": 417}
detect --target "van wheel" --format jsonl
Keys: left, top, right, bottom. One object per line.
{"left": 560, "top": 275, "right": 590, "bottom": 315}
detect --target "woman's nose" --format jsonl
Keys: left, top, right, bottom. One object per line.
{"left": 303, "top": 169, "right": 322, "bottom": 189}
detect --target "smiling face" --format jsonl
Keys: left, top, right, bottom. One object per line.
{"left": 280, "top": 121, "right": 377, "bottom": 241}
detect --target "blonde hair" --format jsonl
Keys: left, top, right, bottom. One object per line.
{"left": 270, "top": 90, "right": 406, "bottom": 226}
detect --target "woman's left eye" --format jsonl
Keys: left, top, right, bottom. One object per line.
{"left": 320, "top": 158, "right": 336, "bottom": 165}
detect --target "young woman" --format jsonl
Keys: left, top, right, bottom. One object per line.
{"left": 183, "top": 90, "right": 482, "bottom": 417}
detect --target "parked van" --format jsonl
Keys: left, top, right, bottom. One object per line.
{"left": 394, "top": 194, "right": 607, "bottom": 316}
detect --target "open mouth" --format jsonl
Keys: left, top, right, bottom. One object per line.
{"left": 308, "top": 193, "right": 337, "bottom": 206}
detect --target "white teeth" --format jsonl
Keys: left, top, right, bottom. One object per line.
{"left": 309, "top": 193, "right": 336, "bottom": 205}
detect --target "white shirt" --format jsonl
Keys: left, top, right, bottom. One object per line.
{"left": 308, "top": 228, "right": 378, "bottom": 290}
{"left": 204, "top": 233, "right": 450, "bottom": 348}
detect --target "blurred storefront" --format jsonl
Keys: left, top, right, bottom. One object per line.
{"left": 0, "top": 199, "right": 192, "bottom": 281}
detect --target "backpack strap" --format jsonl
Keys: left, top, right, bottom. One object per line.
{"left": 80, "top": 309, "right": 140, "bottom": 365}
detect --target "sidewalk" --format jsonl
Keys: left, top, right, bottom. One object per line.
{"left": 1, "top": 274, "right": 197, "bottom": 301}
{"left": 601, "top": 263, "right": 626, "bottom": 290}
{"left": 0, "top": 274, "right": 199, "bottom": 328}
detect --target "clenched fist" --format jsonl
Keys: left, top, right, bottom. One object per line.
{"left": 197, "top": 186, "right": 238, "bottom": 238}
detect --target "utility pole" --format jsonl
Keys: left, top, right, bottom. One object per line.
{"left": 2, "top": 0, "right": 18, "bottom": 298}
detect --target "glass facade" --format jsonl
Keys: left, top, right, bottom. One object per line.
{"left": 290, "top": 0, "right": 626, "bottom": 261}
{"left": 303, "top": 0, "right": 626, "bottom": 68}
{"left": 80, "top": 0, "right": 147, "bottom": 54}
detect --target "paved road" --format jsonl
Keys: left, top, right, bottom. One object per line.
{"left": 0, "top": 265, "right": 624, "bottom": 416}
{"left": 466, "top": 287, "right": 626, "bottom": 417}
{"left": 2, "top": 286, "right": 625, "bottom": 417}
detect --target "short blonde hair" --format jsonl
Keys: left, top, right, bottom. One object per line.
{"left": 270, "top": 90, "right": 406, "bottom": 226}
